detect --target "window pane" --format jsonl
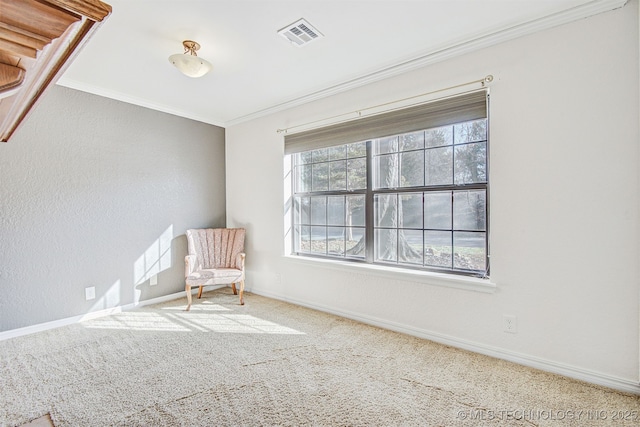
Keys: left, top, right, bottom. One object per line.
{"left": 296, "top": 151, "right": 313, "bottom": 164}
{"left": 312, "top": 162, "right": 329, "bottom": 191}
{"left": 375, "top": 229, "right": 397, "bottom": 262}
{"left": 310, "top": 196, "right": 326, "bottom": 225}
{"left": 425, "top": 125, "right": 453, "bottom": 148}
{"left": 375, "top": 194, "right": 397, "bottom": 227}
{"left": 328, "top": 145, "right": 347, "bottom": 160}
{"left": 347, "top": 158, "right": 366, "bottom": 190}
{"left": 399, "top": 229, "right": 423, "bottom": 265}
{"left": 374, "top": 136, "right": 398, "bottom": 154}
{"left": 400, "top": 193, "right": 422, "bottom": 228}
{"left": 347, "top": 195, "right": 365, "bottom": 227}
{"left": 312, "top": 148, "right": 329, "bottom": 162}
{"left": 310, "top": 226, "right": 327, "bottom": 254}
{"left": 454, "top": 119, "right": 487, "bottom": 144}
{"left": 296, "top": 164, "right": 311, "bottom": 193}
{"left": 329, "top": 160, "right": 347, "bottom": 191}
{"left": 424, "top": 192, "right": 451, "bottom": 230}
{"left": 299, "top": 197, "right": 310, "bottom": 224}
{"left": 294, "top": 225, "right": 301, "bottom": 252}
{"left": 425, "top": 147, "right": 453, "bottom": 186}
{"left": 375, "top": 153, "right": 399, "bottom": 189}
{"left": 297, "top": 225, "right": 311, "bottom": 253}
{"left": 453, "top": 232, "right": 486, "bottom": 271}
{"left": 346, "top": 227, "right": 365, "bottom": 259}
{"left": 453, "top": 190, "right": 486, "bottom": 231}
{"left": 454, "top": 141, "right": 486, "bottom": 185}
{"left": 399, "top": 130, "right": 425, "bottom": 152}
{"left": 327, "top": 196, "right": 345, "bottom": 226}
{"left": 347, "top": 141, "right": 366, "bottom": 158}
{"left": 400, "top": 150, "right": 424, "bottom": 187}
{"left": 328, "top": 227, "right": 345, "bottom": 256}
{"left": 425, "top": 230, "right": 452, "bottom": 268}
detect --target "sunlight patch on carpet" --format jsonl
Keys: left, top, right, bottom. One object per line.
{"left": 83, "top": 307, "right": 304, "bottom": 335}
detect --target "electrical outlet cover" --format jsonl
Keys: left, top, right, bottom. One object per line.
{"left": 503, "top": 315, "right": 517, "bottom": 334}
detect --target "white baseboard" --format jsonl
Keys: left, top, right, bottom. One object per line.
{"left": 0, "top": 285, "right": 236, "bottom": 342}
{"left": 0, "top": 290, "right": 193, "bottom": 342}
{"left": 250, "top": 287, "right": 640, "bottom": 395}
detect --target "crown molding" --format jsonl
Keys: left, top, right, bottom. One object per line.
{"left": 56, "top": 77, "right": 226, "bottom": 127}
{"left": 56, "top": 0, "right": 629, "bottom": 129}
{"left": 225, "top": 0, "right": 628, "bottom": 127}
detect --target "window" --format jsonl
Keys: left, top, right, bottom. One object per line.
{"left": 287, "top": 91, "right": 489, "bottom": 277}
{"left": 293, "top": 142, "right": 367, "bottom": 259}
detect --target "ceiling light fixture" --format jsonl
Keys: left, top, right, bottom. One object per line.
{"left": 168, "top": 40, "right": 212, "bottom": 78}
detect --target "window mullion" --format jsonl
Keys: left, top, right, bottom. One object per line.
{"left": 324, "top": 195, "right": 329, "bottom": 255}
{"left": 291, "top": 155, "right": 297, "bottom": 254}
{"left": 450, "top": 190, "right": 454, "bottom": 270}
{"left": 365, "top": 140, "right": 374, "bottom": 263}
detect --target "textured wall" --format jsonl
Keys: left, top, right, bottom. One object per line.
{"left": 226, "top": 2, "right": 639, "bottom": 386}
{"left": 0, "top": 86, "right": 226, "bottom": 331}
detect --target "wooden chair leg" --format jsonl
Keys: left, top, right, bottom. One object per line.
{"left": 231, "top": 283, "right": 238, "bottom": 295}
{"left": 185, "top": 284, "right": 192, "bottom": 311}
{"left": 197, "top": 286, "right": 203, "bottom": 299}
{"left": 239, "top": 279, "right": 245, "bottom": 305}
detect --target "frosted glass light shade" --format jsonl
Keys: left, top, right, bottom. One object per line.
{"left": 169, "top": 53, "right": 212, "bottom": 78}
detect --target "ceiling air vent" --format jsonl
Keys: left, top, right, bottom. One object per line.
{"left": 278, "top": 18, "right": 323, "bottom": 47}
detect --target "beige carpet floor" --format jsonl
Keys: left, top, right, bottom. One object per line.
{"left": 1, "top": 288, "right": 638, "bottom": 426}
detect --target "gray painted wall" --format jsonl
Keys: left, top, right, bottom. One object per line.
{"left": 0, "top": 86, "right": 226, "bottom": 331}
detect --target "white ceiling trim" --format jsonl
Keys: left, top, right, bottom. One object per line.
{"left": 225, "top": 0, "right": 628, "bottom": 127}
{"left": 56, "top": 0, "right": 627, "bottom": 129}
{"left": 56, "top": 78, "right": 226, "bottom": 127}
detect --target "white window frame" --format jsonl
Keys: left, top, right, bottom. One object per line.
{"left": 285, "top": 91, "right": 491, "bottom": 282}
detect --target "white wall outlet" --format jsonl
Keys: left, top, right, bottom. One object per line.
{"left": 150, "top": 275, "right": 158, "bottom": 286}
{"left": 85, "top": 286, "right": 96, "bottom": 301}
{"left": 503, "top": 314, "right": 517, "bottom": 334}
{"left": 274, "top": 273, "right": 282, "bottom": 286}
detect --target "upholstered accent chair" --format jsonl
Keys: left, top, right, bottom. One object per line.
{"left": 185, "top": 228, "right": 246, "bottom": 310}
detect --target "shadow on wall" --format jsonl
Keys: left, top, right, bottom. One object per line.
{"left": 283, "top": 154, "right": 293, "bottom": 254}
{"left": 134, "top": 224, "right": 174, "bottom": 287}
{"left": 90, "top": 225, "right": 188, "bottom": 312}
{"left": 134, "top": 228, "right": 189, "bottom": 306}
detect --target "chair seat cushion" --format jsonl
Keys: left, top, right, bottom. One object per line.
{"left": 186, "top": 268, "right": 244, "bottom": 286}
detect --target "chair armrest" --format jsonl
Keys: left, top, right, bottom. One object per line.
{"left": 185, "top": 254, "right": 197, "bottom": 277}
{"left": 236, "top": 253, "right": 246, "bottom": 271}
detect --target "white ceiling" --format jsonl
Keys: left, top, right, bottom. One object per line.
{"left": 57, "top": 0, "right": 623, "bottom": 128}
